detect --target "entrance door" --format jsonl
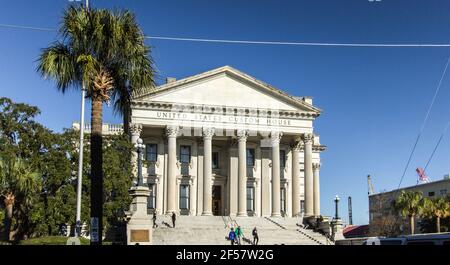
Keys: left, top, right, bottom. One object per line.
{"left": 212, "top": 185, "right": 222, "bottom": 216}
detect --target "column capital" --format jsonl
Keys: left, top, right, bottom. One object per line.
{"left": 165, "top": 125, "right": 179, "bottom": 138}
{"left": 312, "top": 163, "right": 321, "bottom": 170}
{"left": 291, "top": 140, "right": 303, "bottom": 151}
{"left": 130, "top": 123, "right": 143, "bottom": 136}
{"left": 237, "top": 129, "right": 249, "bottom": 142}
{"left": 202, "top": 127, "right": 215, "bottom": 140}
{"left": 302, "top": 133, "right": 314, "bottom": 144}
{"left": 270, "top": 131, "right": 283, "bottom": 145}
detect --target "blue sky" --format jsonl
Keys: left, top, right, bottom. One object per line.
{"left": 1, "top": 0, "right": 450, "bottom": 225}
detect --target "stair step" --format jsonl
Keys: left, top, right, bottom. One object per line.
{"left": 149, "top": 216, "right": 329, "bottom": 245}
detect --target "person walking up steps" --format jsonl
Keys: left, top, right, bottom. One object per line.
{"left": 171, "top": 212, "right": 176, "bottom": 228}
{"left": 252, "top": 227, "right": 259, "bottom": 245}
{"left": 228, "top": 227, "right": 236, "bottom": 245}
{"left": 235, "top": 226, "right": 243, "bottom": 245}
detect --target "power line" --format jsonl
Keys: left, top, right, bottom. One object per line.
{"left": 423, "top": 121, "right": 450, "bottom": 173}
{"left": 0, "top": 23, "right": 56, "bottom": 32}
{"left": 145, "top": 36, "right": 450, "bottom": 47}
{"left": 4, "top": 22, "right": 450, "bottom": 47}
{"left": 396, "top": 57, "right": 450, "bottom": 190}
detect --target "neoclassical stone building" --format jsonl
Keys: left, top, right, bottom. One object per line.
{"left": 129, "top": 66, "right": 325, "bottom": 218}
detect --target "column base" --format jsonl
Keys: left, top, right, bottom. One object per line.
{"left": 271, "top": 212, "right": 281, "bottom": 218}
{"left": 237, "top": 212, "right": 247, "bottom": 217}
{"left": 202, "top": 212, "right": 213, "bottom": 216}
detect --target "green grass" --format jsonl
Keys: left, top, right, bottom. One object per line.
{"left": 19, "top": 236, "right": 91, "bottom": 245}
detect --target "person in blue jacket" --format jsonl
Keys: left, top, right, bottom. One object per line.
{"left": 228, "top": 227, "right": 236, "bottom": 245}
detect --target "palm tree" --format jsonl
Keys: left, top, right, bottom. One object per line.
{"left": 422, "top": 197, "right": 450, "bottom": 233}
{"left": 394, "top": 191, "right": 424, "bottom": 235}
{"left": 0, "top": 157, "right": 40, "bottom": 241}
{"left": 37, "top": 6, "right": 155, "bottom": 244}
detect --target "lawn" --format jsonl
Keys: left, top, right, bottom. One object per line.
{"left": 18, "top": 236, "right": 91, "bottom": 245}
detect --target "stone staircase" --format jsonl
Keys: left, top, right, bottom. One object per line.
{"left": 152, "top": 215, "right": 332, "bottom": 245}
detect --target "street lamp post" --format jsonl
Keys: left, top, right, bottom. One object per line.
{"left": 74, "top": 0, "right": 90, "bottom": 239}
{"left": 334, "top": 195, "right": 340, "bottom": 220}
{"left": 136, "top": 138, "right": 145, "bottom": 187}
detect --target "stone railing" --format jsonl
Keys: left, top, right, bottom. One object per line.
{"left": 72, "top": 122, "right": 124, "bottom": 135}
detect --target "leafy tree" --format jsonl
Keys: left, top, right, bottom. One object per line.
{"left": 0, "top": 97, "right": 46, "bottom": 241}
{"left": 0, "top": 157, "right": 41, "bottom": 241}
{"left": 37, "top": 6, "right": 155, "bottom": 244}
{"left": 1, "top": 97, "right": 133, "bottom": 242}
{"left": 394, "top": 191, "right": 424, "bottom": 235}
{"left": 102, "top": 134, "right": 133, "bottom": 238}
{"left": 369, "top": 215, "right": 402, "bottom": 237}
{"left": 419, "top": 216, "right": 450, "bottom": 233}
{"left": 421, "top": 197, "right": 450, "bottom": 233}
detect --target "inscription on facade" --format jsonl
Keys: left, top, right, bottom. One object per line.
{"left": 156, "top": 111, "right": 291, "bottom": 126}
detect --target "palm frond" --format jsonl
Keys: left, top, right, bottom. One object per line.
{"left": 36, "top": 43, "right": 79, "bottom": 93}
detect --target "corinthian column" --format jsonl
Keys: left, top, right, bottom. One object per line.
{"left": 271, "top": 131, "right": 282, "bottom": 217}
{"left": 313, "top": 163, "right": 321, "bottom": 216}
{"left": 291, "top": 141, "right": 302, "bottom": 217}
{"left": 166, "top": 125, "right": 179, "bottom": 214}
{"left": 202, "top": 127, "right": 214, "bottom": 216}
{"left": 237, "top": 129, "right": 248, "bottom": 217}
{"left": 302, "top": 133, "right": 314, "bottom": 217}
{"left": 130, "top": 123, "right": 142, "bottom": 179}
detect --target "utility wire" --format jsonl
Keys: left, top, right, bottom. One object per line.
{"left": 4, "top": 22, "right": 450, "bottom": 47}
{"left": 396, "top": 57, "right": 450, "bottom": 190}
{"left": 145, "top": 36, "right": 450, "bottom": 47}
{"left": 0, "top": 23, "right": 56, "bottom": 32}
{"left": 423, "top": 121, "right": 450, "bottom": 173}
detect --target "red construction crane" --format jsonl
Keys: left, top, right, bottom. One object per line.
{"left": 416, "top": 167, "right": 431, "bottom": 184}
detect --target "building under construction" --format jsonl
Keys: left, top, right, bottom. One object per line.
{"left": 368, "top": 176, "right": 450, "bottom": 236}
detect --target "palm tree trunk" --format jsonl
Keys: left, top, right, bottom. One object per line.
{"left": 123, "top": 107, "right": 130, "bottom": 136}
{"left": 437, "top": 217, "right": 441, "bottom": 233}
{"left": 410, "top": 215, "right": 415, "bottom": 234}
{"left": 3, "top": 194, "right": 14, "bottom": 241}
{"left": 90, "top": 98, "right": 103, "bottom": 245}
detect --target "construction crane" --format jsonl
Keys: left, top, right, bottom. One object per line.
{"left": 367, "top": 175, "right": 375, "bottom": 195}
{"left": 416, "top": 167, "right": 431, "bottom": 184}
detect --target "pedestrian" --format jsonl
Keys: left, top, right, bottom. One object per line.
{"left": 152, "top": 212, "right": 158, "bottom": 228}
{"left": 252, "top": 227, "right": 259, "bottom": 245}
{"left": 171, "top": 211, "right": 176, "bottom": 228}
{"left": 228, "top": 227, "right": 236, "bottom": 245}
{"left": 235, "top": 226, "right": 243, "bottom": 245}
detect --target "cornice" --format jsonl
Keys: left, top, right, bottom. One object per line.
{"left": 131, "top": 100, "right": 319, "bottom": 119}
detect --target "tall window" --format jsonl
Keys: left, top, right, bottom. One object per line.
{"left": 281, "top": 188, "right": 287, "bottom": 215}
{"left": 147, "top": 184, "right": 156, "bottom": 209}
{"left": 246, "top": 148, "right": 255, "bottom": 167}
{"left": 280, "top": 150, "right": 286, "bottom": 168}
{"left": 180, "top": 145, "right": 191, "bottom": 176}
{"left": 247, "top": 148, "right": 255, "bottom": 178}
{"left": 146, "top": 144, "right": 158, "bottom": 175}
{"left": 280, "top": 150, "right": 286, "bottom": 178}
{"left": 179, "top": 184, "right": 190, "bottom": 210}
{"left": 180, "top": 145, "right": 191, "bottom": 163}
{"left": 247, "top": 187, "right": 255, "bottom": 213}
{"left": 212, "top": 152, "right": 219, "bottom": 169}
{"left": 146, "top": 144, "right": 158, "bottom": 162}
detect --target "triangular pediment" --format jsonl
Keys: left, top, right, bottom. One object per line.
{"left": 133, "top": 66, "right": 321, "bottom": 114}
